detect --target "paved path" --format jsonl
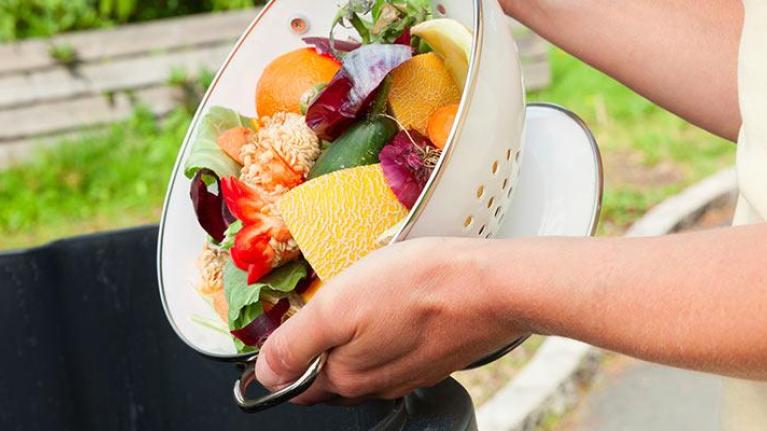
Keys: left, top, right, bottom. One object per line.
{"left": 565, "top": 356, "right": 723, "bottom": 431}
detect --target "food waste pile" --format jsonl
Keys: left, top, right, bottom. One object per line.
{"left": 187, "top": 0, "right": 472, "bottom": 353}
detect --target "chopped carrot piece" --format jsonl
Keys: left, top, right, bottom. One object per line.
{"left": 217, "top": 126, "right": 255, "bottom": 164}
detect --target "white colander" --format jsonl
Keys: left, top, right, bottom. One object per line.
{"left": 157, "top": 0, "right": 603, "bottom": 412}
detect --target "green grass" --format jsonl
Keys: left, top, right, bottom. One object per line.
{"left": 0, "top": 107, "right": 192, "bottom": 250}
{"left": 0, "top": 0, "right": 264, "bottom": 42}
{"left": 0, "top": 49, "right": 737, "bottom": 250}
{"left": 529, "top": 49, "right": 735, "bottom": 234}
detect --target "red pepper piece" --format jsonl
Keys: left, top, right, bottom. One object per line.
{"left": 221, "top": 177, "right": 270, "bottom": 225}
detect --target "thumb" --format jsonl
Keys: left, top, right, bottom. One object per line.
{"left": 255, "top": 297, "right": 350, "bottom": 390}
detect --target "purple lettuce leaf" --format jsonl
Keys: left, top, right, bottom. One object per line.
{"left": 305, "top": 44, "right": 412, "bottom": 141}
{"left": 303, "top": 37, "right": 361, "bottom": 59}
{"left": 229, "top": 298, "right": 290, "bottom": 348}
{"left": 190, "top": 168, "right": 232, "bottom": 243}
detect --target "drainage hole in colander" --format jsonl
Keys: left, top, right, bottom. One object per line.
{"left": 491, "top": 161, "right": 499, "bottom": 175}
{"left": 476, "top": 185, "right": 485, "bottom": 200}
{"left": 502, "top": 178, "right": 509, "bottom": 190}
{"left": 506, "top": 148, "right": 512, "bottom": 161}
{"left": 464, "top": 216, "right": 474, "bottom": 229}
{"left": 507, "top": 186, "right": 514, "bottom": 198}
{"left": 478, "top": 224, "right": 486, "bottom": 236}
{"left": 515, "top": 150, "right": 522, "bottom": 163}
{"left": 290, "top": 16, "right": 309, "bottom": 34}
{"left": 487, "top": 197, "right": 495, "bottom": 209}
{"left": 494, "top": 206, "right": 502, "bottom": 218}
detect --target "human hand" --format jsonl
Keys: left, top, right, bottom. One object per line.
{"left": 255, "top": 237, "right": 526, "bottom": 404}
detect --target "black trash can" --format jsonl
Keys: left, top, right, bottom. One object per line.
{"left": 0, "top": 226, "right": 477, "bottom": 431}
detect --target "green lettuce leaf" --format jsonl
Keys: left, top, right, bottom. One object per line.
{"left": 369, "top": 0, "right": 432, "bottom": 44}
{"left": 183, "top": 106, "right": 252, "bottom": 180}
{"left": 219, "top": 220, "right": 243, "bottom": 251}
{"left": 333, "top": 0, "right": 431, "bottom": 45}
{"left": 234, "top": 338, "right": 256, "bottom": 354}
{"left": 223, "top": 259, "right": 309, "bottom": 330}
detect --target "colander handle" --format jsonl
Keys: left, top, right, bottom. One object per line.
{"left": 464, "top": 335, "right": 531, "bottom": 370}
{"left": 233, "top": 353, "right": 327, "bottom": 412}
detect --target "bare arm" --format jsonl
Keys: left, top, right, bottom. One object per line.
{"left": 498, "top": 225, "right": 767, "bottom": 379}
{"left": 501, "top": 0, "right": 743, "bottom": 141}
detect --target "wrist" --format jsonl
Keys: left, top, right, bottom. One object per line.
{"left": 479, "top": 237, "right": 573, "bottom": 337}
{"left": 470, "top": 238, "right": 543, "bottom": 335}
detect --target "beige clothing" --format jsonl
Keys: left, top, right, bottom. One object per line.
{"left": 722, "top": 0, "right": 767, "bottom": 429}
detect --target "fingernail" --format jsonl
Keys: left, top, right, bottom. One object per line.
{"left": 255, "top": 356, "right": 281, "bottom": 389}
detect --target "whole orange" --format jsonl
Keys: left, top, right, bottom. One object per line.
{"left": 256, "top": 48, "right": 340, "bottom": 118}
{"left": 427, "top": 103, "right": 459, "bottom": 149}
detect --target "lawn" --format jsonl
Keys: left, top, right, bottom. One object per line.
{"left": 0, "top": 107, "right": 190, "bottom": 250}
{"left": 0, "top": 48, "right": 736, "bottom": 251}
{"left": 0, "top": 0, "right": 263, "bottom": 42}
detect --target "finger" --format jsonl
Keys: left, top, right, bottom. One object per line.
{"left": 255, "top": 294, "right": 353, "bottom": 390}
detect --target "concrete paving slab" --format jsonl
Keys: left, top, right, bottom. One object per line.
{"left": 566, "top": 357, "right": 722, "bottom": 431}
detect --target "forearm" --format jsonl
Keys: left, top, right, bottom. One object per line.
{"left": 490, "top": 225, "right": 767, "bottom": 379}
{"left": 501, "top": 0, "right": 743, "bottom": 141}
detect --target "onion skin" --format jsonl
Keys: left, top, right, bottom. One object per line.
{"left": 379, "top": 130, "right": 438, "bottom": 209}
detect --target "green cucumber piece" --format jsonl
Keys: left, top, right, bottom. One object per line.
{"left": 308, "top": 117, "right": 398, "bottom": 179}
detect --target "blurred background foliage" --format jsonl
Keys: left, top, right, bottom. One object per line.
{"left": 0, "top": 0, "right": 264, "bottom": 41}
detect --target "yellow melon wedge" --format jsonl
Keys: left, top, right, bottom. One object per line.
{"left": 277, "top": 164, "right": 409, "bottom": 281}
{"left": 389, "top": 53, "right": 462, "bottom": 135}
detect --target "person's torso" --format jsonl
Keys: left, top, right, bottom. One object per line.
{"left": 734, "top": 0, "right": 767, "bottom": 225}
{"left": 723, "top": 1, "right": 767, "bottom": 430}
